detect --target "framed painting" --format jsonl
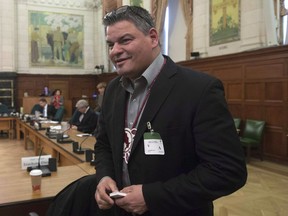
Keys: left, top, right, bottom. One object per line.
{"left": 29, "top": 11, "right": 84, "bottom": 68}
{"left": 209, "top": 0, "right": 241, "bottom": 46}
{"left": 130, "top": 0, "right": 143, "bottom": 7}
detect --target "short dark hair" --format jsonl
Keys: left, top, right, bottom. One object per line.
{"left": 52, "top": 89, "right": 61, "bottom": 95}
{"left": 103, "top": 5, "right": 155, "bottom": 35}
{"left": 39, "top": 98, "right": 47, "bottom": 103}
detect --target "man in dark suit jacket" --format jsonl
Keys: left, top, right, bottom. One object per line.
{"left": 94, "top": 6, "right": 247, "bottom": 216}
{"left": 69, "top": 99, "right": 97, "bottom": 133}
{"left": 32, "top": 97, "right": 56, "bottom": 119}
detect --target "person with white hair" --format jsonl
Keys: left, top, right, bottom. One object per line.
{"left": 69, "top": 99, "right": 98, "bottom": 133}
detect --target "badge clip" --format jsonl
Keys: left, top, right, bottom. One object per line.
{"left": 147, "top": 121, "right": 154, "bottom": 134}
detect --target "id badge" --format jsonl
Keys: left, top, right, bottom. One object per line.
{"left": 143, "top": 132, "right": 165, "bottom": 155}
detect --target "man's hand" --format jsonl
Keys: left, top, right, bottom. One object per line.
{"left": 95, "top": 177, "right": 118, "bottom": 210}
{"left": 115, "top": 185, "right": 148, "bottom": 215}
{"left": 71, "top": 125, "right": 78, "bottom": 130}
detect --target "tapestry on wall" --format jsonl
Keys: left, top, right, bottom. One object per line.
{"left": 209, "top": 0, "right": 240, "bottom": 46}
{"left": 29, "top": 11, "right": 84, "bottom": 68}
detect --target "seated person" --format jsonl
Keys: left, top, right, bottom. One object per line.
{"left": 94, "top": 82, "right": 107, "bottom": 114}
{"left": 50, "top": 89, "right": 64, "bottom": 110}
{"left": 69, "top": 99, "right": 97, "bottom": 133}
{"left": 31, "top": 98, "right": 56, "bottom": 119}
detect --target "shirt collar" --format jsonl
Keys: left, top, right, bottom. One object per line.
{"left": 120, "top": 53, "right": 164, "bottom": 91}
{"left": 84, "top": 106, "right": 89, "bottom": 114}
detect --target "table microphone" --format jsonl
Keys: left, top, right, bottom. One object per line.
{"left": 27, "top": 147, "right": 51, "bottom": 177}
{"left": 74, "top": 135, "right": 91, "bottom": 154}
{"left": 57, "top": 127, "right": 73, "bottom": 144}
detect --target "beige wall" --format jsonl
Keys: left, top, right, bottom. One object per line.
{"left": 0, "top": 0, "right": 280, "bottom": 74}
{"left": 0, "top": 0, "right": 16, "bottom": 72}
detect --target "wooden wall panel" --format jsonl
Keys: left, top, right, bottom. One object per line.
{"left": 264, "top": 106, "right": 284, "bottom": 128}
{"left": 177, "top": 45, "right": 288, "bottom": 163}
{"left": 244, "top": 82, "right": 263, "bottom": 101}
{"left": 264, "top": 81, "right": 284, "bottom": 101}
{"left": 245, "top": 62, "right": 284, "bottom": 79}
{"left": 15, "top": 73, "right": 118, "bottom": 116}
{"left": 228, "top": 104, "right": 242, "bottom": 118}
{"left": 264, "top": 130, "right": 287, "bottom": 157}
{"left": 243, "top": 105, "right": 265, "bottom": 120}
{"left": 227, "top": 83, "right": 242, "bottom": 100}
{"left": 213, "top": 66, "right": 242, "bottom": 80}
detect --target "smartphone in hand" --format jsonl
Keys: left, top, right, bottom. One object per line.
{"left": 109, "top": 191, "right": 127, "bottom": 199}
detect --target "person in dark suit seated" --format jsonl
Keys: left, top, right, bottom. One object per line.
{"left": 69, "top": 99, "right": 97, "bottom": 133}
{"left": 31, "top": 98, "right": 56, "bottom": 119}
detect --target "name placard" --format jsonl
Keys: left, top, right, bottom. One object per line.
{"left": 21, "top": 155, "right": 51, "bottom": 170}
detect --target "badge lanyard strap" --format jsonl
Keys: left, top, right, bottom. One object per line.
{"left": 125, "top": 78, "right": 155, "bottom": 129}
{"left": 125, "top": 59, "right": 166, "bottom": 129}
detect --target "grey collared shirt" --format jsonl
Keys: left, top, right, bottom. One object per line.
{"left": 120, "top": 53, "right": 165, "bottom": 186}
{"left": 121, "top": 54, "right": 165, "bottom": 129}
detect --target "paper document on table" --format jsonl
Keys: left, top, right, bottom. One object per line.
{"left": 76, "top": 133, "right": 92, "bottom": 137}
{"left": 50, "top": 125, "right": 62, "bottom": 130}
{"left": 40, "top": 120, "right": 59, "bottom": 124}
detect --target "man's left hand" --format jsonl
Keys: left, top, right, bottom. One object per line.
{"left": 115, "top": 185, "right": 148, "bottom": 215}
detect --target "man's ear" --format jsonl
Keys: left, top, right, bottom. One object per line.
{"left": 149, "top": 28, "right": 159, "bottom": 47}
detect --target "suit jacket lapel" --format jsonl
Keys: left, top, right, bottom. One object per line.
{"left": 131, "top": 58, "right": 177, "bottom": 154}
{"left": 112, "top": 83, "right": 128, "bottom": 166}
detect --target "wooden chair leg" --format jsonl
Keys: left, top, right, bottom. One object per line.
{"left": 246, "top": 146, "right": 251, "bottom": 163}
{"left": 259, "top": 146, "right": 263, "bottom": 161}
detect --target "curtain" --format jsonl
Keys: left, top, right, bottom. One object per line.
{"left": 151, "top": 0, "right": 168, "bottom": 37}
{"left": 102, "top": 0, "right": 121, "bottom": 13}
{"left": 280, "top": 0, "right": 288, "bottom": 44}
{"left": 180, "top": 0, "right": 193, "bottom": 60}
{"left": 280, "top": 0, "right": 288, "bottom": 16}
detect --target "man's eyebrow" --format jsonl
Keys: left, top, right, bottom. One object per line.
{"left": 106, "top": 33, "right": 134, "bottom": 43}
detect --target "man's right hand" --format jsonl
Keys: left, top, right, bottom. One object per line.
{"left": 95, "top": 176, "right": 118, "bottom": 209}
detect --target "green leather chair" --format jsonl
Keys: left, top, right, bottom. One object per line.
{"left": 233, "top": 118, "right": 241, "bottom": 130}
{"left": 53, "top": 107, "right": 65, "bottom": 122}
{"left": 240, "top": 119, "right": 265, "bottom": 163}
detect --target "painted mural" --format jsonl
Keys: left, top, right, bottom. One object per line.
{"left": 210, "top": 0, "right": 240, "bottom": 46}
{"left": 29, "top": 11, "right": 84, "bottom": 68}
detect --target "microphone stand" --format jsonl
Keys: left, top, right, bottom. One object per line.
{"left": 57, "top": 126, "right": 74, "bottom": 143}
{"left": 74, "top": 135, "right": 91, "bottom": 154}
{"left": 27, "top": 147, "right": 51, "bottom": 177}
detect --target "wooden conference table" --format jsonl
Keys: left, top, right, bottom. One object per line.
{"left": 0, "top": 117, "right": 97, "bottom": 215}
{"left": 16, "top": 118, "right": 96, "bottom": 166}
{"left": 0, "top": 116, "right": 15, "bottom": 139}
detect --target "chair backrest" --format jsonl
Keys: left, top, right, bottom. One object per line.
{"left": 243, "top": 119, "right": 265, "bottom": 142}
{"left": 233, "top": 118, "right": 241, "bottom": 129}
{"left": 53, "top": 107, "right": 65, "bottom": 122}
{"left": 0, "top": 103, "right": 9, "bottom": 114}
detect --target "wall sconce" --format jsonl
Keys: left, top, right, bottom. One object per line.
{"left": 95, "top": 65, "right": 104, "bottom": 74}
{"left": 191, "top": 52, "right": 200, "bottom": 59}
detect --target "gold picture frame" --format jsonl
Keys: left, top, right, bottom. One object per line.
{"left": 209, "top": 0, "right": 241, "bottom": 46}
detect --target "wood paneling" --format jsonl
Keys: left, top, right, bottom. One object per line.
{"left": 16, "top": 73, "right": 118, "bottom": 117}
{"left": 177, "top": 45, "right": 288, "bottom": 163}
